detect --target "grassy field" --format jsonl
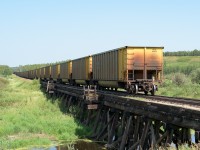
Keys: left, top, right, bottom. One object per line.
{"left": 157, "top": 56, "right": 200, "bottom": 98}
{"left": 164, "top": 56, "right": 200, "bottom": 75}
{"left": 0, "top": 75, "right": 90, "bottom": 149}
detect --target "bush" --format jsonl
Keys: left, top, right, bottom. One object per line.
{"left": 190, "top": 68, "right": 200, "bottom": 84}
{"left": 172, "top": 73, "right": 187, "bottom": 86}
{"left": 0, "top": 65, "right": 12, "bottom": 76}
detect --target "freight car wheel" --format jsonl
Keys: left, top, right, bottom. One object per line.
{"left": 132, "top": 84, "right": 138, "bottom": 95}
{"left": 150, "top": 85, "right": 156, "bottom": 96}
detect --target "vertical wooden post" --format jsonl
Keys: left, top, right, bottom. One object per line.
{"left": 150, "top": 124, "right": 156, "bottom": 149}
{"left": 85, "top": 109, "right": 92, "bottom": 125}
{"left": 119, "top": 115, "right": 133, "bottom": 150}
{"left": 195, "top": 131, "right": 199, "bottom": 143}
{"left": 67, "top": 96, "right": 72, "bottom": 112}
{"left": 154, "top": 120, "right": 161, "bottom": 141}
{"left": 108, "top": 112, "right": 119, "bottom": 144}
{"left": 139, "top": 119, "right": 151, "bottom": 148}
{"left": 92, "top": 108, "right": 101, "bottom": 135}
{"left": 133, "top": 116, "right": 140, "bottom": 144}
{"left": 107, "top": 108, "right": 110, "bottom": 142}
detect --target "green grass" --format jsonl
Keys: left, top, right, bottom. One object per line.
{"left": 164, "top": 56, "right": 200, "bottom": 75}
{"left": 0, "top": 77, "right": 9, "bottom": 90}
{"left": 0, "top": 75, "right": 90, "bottom": 149}
{"left": 157, "top": 74, "right": 200, "bottom": 98}
{"left": 157, "top": 56, "right": 200, "bottom": 98}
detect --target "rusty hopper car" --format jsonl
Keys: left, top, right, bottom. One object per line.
{"left": 44, "top": 66, "right": 51, "bottom": 80}
{"left": 60, "top": 61, "right": 72, "bottom": 83}
{"left": 92, "top": 46, "right": 163, "bottom": 95}
{"left": 51, "top": 64, "right": 60, "bottom": 81}
{"left": 72, "top": 56, "right": 92, "bottom": 85}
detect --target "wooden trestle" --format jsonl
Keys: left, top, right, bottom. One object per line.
{"left": 42, "top": 81, "right": 200, "bottom": 149}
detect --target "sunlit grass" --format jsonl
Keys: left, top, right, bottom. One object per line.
{"left": 0, "top": 75, "right": 90, "bottom": 149}
{"left": 164, "top": 56, "right": 200, "bottom": 75}
{"left": 157, "top": 74, "right": 200, "bottom": 99}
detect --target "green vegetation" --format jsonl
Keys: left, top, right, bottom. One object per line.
{"left": 157, "top": 56, "right": 200, "bottom": 98}
{"left": 164, "top": 56, "right": 200, "bottom": 75}
{"left": 0, "top": 75, "right": 90, "bottom": 149}
{"left": 164, "top": 49, "right": 200, "bottom": 56}
{"left": 0, "top": 65, "right": 12, "bottom": 76}
{"left": 0, "top": 77, "right": 9, "bottom": 89}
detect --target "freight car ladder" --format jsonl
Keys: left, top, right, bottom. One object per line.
{"left": 83, "top": 85, "right": 99, "bottom": 109}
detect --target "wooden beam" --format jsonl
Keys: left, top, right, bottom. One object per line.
{"left": 139, "top": 119, "right": 151, "bottom": 148}
{"left": 133, "top": 116, "right": 141, "bottom": 144}
{"left": 120, "top": 115, "right": 133, "bottom": 150}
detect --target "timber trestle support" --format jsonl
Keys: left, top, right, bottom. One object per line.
{"left": 41, "top": 81, "right": 200, "bottom": 149}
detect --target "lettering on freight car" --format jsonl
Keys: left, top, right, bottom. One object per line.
{"left": 152, "top": 49, "right": 157, "bottom": 52}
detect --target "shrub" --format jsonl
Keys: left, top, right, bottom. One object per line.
{"left": 172, "top": 73, "right": 187, "bottom": 86}
{"left": 190, "top": 68, "right": 200, "bottom": 84}
{"left": 0, "top": 65, "right": 12, "bottom": 76}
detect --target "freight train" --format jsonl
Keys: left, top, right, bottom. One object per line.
{"left": 15, "top": 46, "right": 164, "bottom": 95}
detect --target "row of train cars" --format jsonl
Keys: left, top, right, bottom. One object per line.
{"left": 15, "top": 46, "right": 164, "bottom": 95}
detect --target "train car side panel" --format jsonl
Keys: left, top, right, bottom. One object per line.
{"left": 44, "top": 66, "right": 51, "bottom": 80}
{"left": 51, "top": 64, "right": 60, "bottom": 81}
{"left": 72, "top": 56, "right": 92, "bottom": 85}
{"left": 60, "top": 61, "right": 72, "bottom": 83}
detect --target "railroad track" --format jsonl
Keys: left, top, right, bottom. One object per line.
{"left": 48, "top": 82, "right": 200, "bottom": 109}
{"left": 139, "top": 95, "right": 200, "bottom": 107}
{"left": 42, "top": 81, "right": 200, "bottom": 130}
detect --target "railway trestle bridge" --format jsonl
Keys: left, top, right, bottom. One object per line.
{"left": 42, "top": 81, "right": 200, "bottom": 150}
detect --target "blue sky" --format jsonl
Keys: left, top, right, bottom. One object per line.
{"left": 0, "top": 0, "right": 200, "bottom": 67}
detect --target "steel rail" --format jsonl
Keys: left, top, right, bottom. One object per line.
{"left": 50, "top": 82, "right": 200, "bottom": 108}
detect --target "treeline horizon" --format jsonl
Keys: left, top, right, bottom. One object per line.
{"left": 164, "top": 49, "right": 200, "bottom": 56}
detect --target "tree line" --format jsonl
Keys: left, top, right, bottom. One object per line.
{"left": 164, "top": 49, "right": 200, "bottom": 56}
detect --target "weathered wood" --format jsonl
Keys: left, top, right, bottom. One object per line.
{"left": 85, "top": 110, "right": 92, "bottom": 125}
{"left": 100, "top": 131, "right": 108, "bottom": 141}
{"left": 120, "top": 111, "right": 126, "bottom": 136}
{"left": 104, "top": 99, "right": 200, "bottom": 130}
{"left": 96, "top": 113, "right": 115, "bottom": 140}
{"left": 106, "top": 136, "right": 122, "bottom": 149}
{"left": 92, "top": 109, "right": 101, "bottom": 134}
{"left": 95, "top": 109, "right": 107, "bottom": 137}
{"left": 166, "top": 128, "right": 173, "bottom": 146}
{"left": 107, "top": 109, "right": 111, "bottom": 143}
{"left": 119, "top": 115, "right": 133, "bottom": 150}
{"left": 41, "top": 81, "right": 200, "bottom": 148}
{"left": 108, "top": 112, "right": 119, "bottom": 144}
{"left": 128, "top": 140, "right": 140, "bottom": 150}
{"left": 150, "top": 124, "right": 156, "bottom": 149}
{"left": 156, "top": 130, "right": 169, "bottom": 145}
{"left": 67, "top": 96, "right": 72, "bottom": 111}
{"left": 195, "top": 131, "right": 199, "bottom": 143}
{"left": 139, "top": 119, "right": 151, "bottom": 148}
{"left": 133, "top": 116, "right": 140, "bottom": 144}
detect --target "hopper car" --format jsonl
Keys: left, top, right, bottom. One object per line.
{"left": 14, "top": 46, "right": 164, "bottom": 95}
